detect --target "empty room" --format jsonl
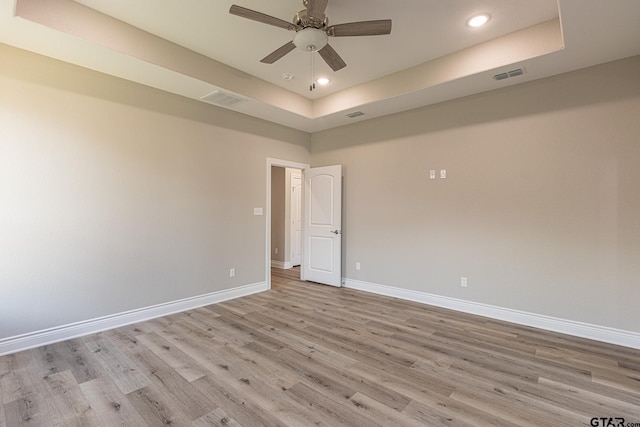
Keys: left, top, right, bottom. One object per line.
{"left": 1, "top": 0, "right": 639, "bottom": 425}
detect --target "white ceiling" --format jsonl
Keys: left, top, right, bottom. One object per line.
{"left": 1, "top": 0, "right": 639, "bottom": 132}
{"left": 72, "top": 0, "right": 559, "bottom": 98}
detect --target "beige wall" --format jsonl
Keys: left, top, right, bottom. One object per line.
{"left": 311, "top": 56, "right": 640, "bottom": 333}
{"left": 2, "top": 40, "right": 638, "bottom": 341}
{"left": 271, "top": 167, "right": 285, "bottom": 262}
{"left": 0, "top": 44, "right": 310, "bottom": 339}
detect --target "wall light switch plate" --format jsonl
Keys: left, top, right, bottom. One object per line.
{"left": 230, "top": 268, "right": 236, "bottom": 278}
{"left": 429, "top": 170, "right": 436, "bottom": 179}
{"left": 253, "top": 208, "right": 263, "bottom": 216}
{"left": 440, "top": 169, "right": 447, "bottom": 179}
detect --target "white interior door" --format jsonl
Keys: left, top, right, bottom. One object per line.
{"left": 302, "top": 165, "right": 342, "bottom": 287}
{"left": 290, "top": 171, "right": 302, "bottom": 267}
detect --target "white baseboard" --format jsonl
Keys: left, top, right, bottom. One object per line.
{"left": 5, "top": 278, "right": 637, "bottom": 355}
{"left": 271, "top": 260, "right": 295, "bottom": 269}
{"left": 0, "top": 282, "right": 267, "bottom": 356}
{"left": 344, "top": 279, "right": 640, "bottom": 350}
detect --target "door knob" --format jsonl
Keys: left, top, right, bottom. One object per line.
{"left": 330, "top": 230, "right": 341, "bottom": 234}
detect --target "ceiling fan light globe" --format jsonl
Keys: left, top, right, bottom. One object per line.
{"left": 294, "top": 28, "right": 328, "bottom": 51}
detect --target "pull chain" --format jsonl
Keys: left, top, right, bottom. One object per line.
{"left": 309, "top": 46, "right": 316, "bottom": 91}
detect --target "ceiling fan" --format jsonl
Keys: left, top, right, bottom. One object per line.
{"left": 229, "top": 0, "right": 392, "bottom": 72}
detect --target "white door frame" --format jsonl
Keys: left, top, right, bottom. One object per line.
{"left": 266, "top": 158, "right": 309, "bottom": 289}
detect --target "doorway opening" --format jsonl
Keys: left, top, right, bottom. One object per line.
{"left": 266, "top": 158, "right": 342, "bottom": 289}
{"left": 270, "top": 166, "right": 302, "bottom": 269}
{"left": 266, "top": 158, "right": 309, "bottom": 289}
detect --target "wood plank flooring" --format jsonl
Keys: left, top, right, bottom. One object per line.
{"left": 1, "top": 267, "right": 639, "bottom": 426}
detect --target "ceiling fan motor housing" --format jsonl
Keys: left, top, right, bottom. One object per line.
{"left": 294, "top": 9, "right": 328, "bottom": 29}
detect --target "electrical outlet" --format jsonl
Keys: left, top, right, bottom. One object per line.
{"left": 461, "top": 277, "right": 468, "bottom": 287}
{"left": 440, "top": 169, "right": 447, "bottom": 179}
{"left": 230, "top": 268, "right": 236, "bottom": 278}
{"left": 356, "top": 262, "right": 361, "bottom": 271}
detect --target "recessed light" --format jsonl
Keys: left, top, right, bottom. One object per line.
{"left": 281, "top": 73, "right": 294, "bottom": 81}
{"left": 467, "top": 14, "right": 490, "bottom": 27}
{"left": 316, "top": 77, "right": 330, "bottom": 85}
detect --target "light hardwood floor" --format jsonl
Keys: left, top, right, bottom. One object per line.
{"left": 1, "top": 267, "right": 639, "bottom": 426}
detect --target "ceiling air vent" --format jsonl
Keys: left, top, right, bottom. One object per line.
{"left": 493, "top": 67, "right": 526, "bottom": 81}
{"left": 346, "top": 111, "right": 365, "bottom": 118}
{"left": 201, "top": 90, "right": 247, "bottom": 108}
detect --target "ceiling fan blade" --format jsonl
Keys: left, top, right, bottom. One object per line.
{"left": 229, "top": 5, "right": 300, "bottom": 31}
{"left": 307, "top": 0, "right": 329, "bottom": 20}
{"left": 318, "top": 44, "right": 346, "bottom": 71}
{"left": 327, "top": 19, "right": 392, "bottom": 37}
{"left": 261, "top": 41, "right": 296, "bottom": 64}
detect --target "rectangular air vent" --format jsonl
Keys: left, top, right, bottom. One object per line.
{"left": 493, "top": 67, "right": 526, "bottom": 81}
{"left": 508, "top": 68, "right": 524, "bottom": 78}
{"left": 201, "top": 90, "right": 247, "bottom": 108}
{"left": 346, "top": 111, "right": 365, "bottom": 118}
